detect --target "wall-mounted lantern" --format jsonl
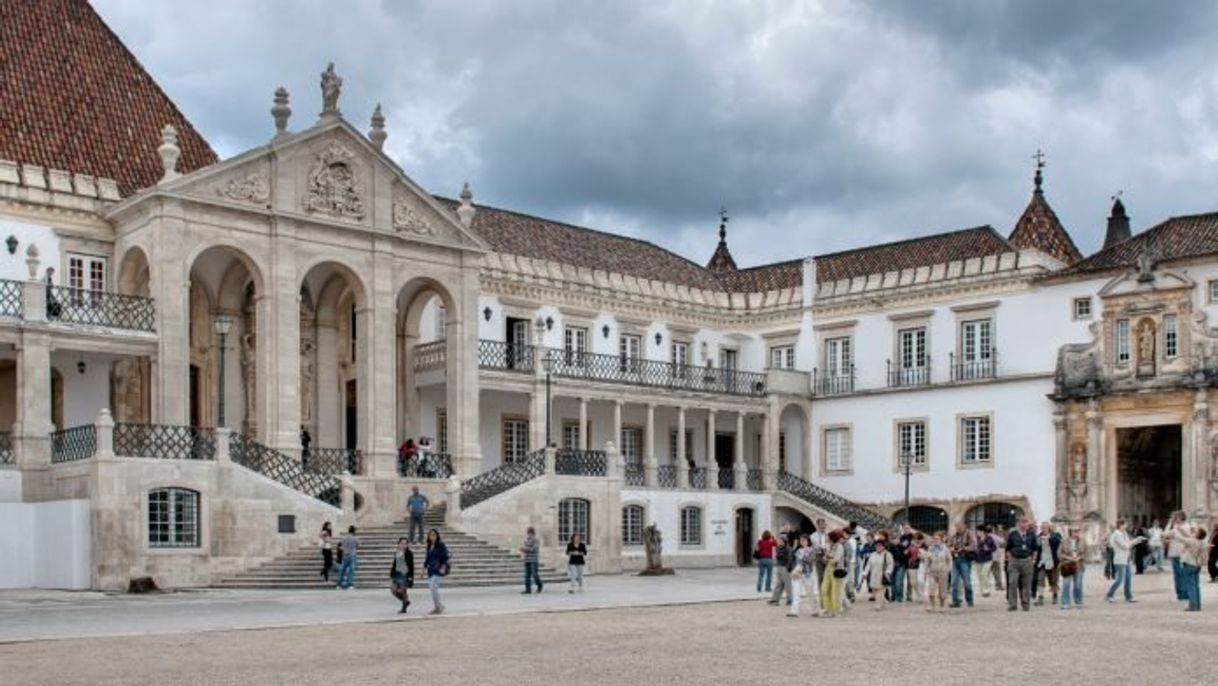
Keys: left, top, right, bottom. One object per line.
{"left": 483, "top": 306, "right": 492, "bottom": 321}
{"left": 5, "top": 235, "right": 17, "bottom": 255}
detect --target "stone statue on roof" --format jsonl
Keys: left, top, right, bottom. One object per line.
{"left": 320, "top": 63, "right": 342, "bottom": 118}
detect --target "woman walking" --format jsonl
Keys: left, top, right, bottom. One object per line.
{"left": 566, "top": 533, "right": 588, "bottom": 593}
{"left": 318, "top": 521, "right": 334, "bottom": 582}
{"left": 755, "top": 531, "right": 776, "bottom": 593}
{"left": 1059, "top": 527, "right": 1087, "bottom": 609}
{"left": 819, "top": 530, "right": 847, "bottom": 618}
{"left": 424, "top": 528, "right": 450, "bottom": 615}
{"left": 923, "top": 531, "right": 952, "bottom": 613}
{"left": 865, "top": 539, "right": 894, "bottom": 610}
{"left": 390, "top": 537, "right": 415, "bottom": 614}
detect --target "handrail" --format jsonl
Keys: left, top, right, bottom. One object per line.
{"left": 554, "top": 448, "right": 607, "bottom": 476}
{"left": 459, "top": 449, "right": 545, "bottom": 509}
{"left": 546, "top": 346, "right": 768, "bottom": 397}
{"left": 0, "top": 280, "right": 22, "bottom": 318}
{"left": 478, "top": 339, "right": 535, "bottom": 372}
{"left": 50, "top": 425, "right": 96, "bottom": 463}
{"left": 47, "top": 285, "right": 155, "bottom": 332}
{"left": 114, "top": 423, "right": 215, "bottom": 460}
{"left": 414, "top": 340, "right": 447, "bottom": 372}
{"left": 398, "top": 452, "right": 453, "bottom": 479}
{"left": 776, "top": 470, "right": 896, "bottom": 532}
{"left": 304, "top": 447, "right": 363, "bottom": 475}
{"left": 230, "top": 434, "right": 340, "bottom": 507}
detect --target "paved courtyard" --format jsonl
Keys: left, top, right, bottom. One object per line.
{"left": 1, "top": 568, "right": 1214, "bottom": 685}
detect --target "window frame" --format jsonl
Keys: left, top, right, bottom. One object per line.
{"left": 557, "top": 497, "right": 590, "bottom": 544}
{"left": 436, "top": 409, "right": 448, "bottom": 454}
{"left": 501, "top": 416, "right": 530, "bottom": 463}
{"left": 1210, "top": 280, "right": 1218, "bottom": 304}
{"left": 957, "top": 413, "right": 994, "bottom": 468}
{"left": 895, "top": 418, "right": 928, "bottom": 471}
{"left": 824, "top": 336, "right": 852, "bottom": 377}
{"left": 1163, "top": 314, "right": 1178, "bottom": 360}
{"left": 822, "top": 424, "right": 853, "bottom": 475}
{"left": 769, "top": 345, "right": 795, "bottom": 370}
{"left": 1115, "top": 318, "right": 1131, "bottom": 365}
{"left": 959, "top": 318, "right": 993, "bottom": 363}
{"left": 621, "top": 504, "right": 645, "bottom": 547}
{"left": 147, "top": 487, "right": 201, "bottom": 549}
{"left": 620, "top": 426, "right": 644, "bottom": 466}
{"left": 1072, "top": 297, "right": 1092, "bottom": 320}
{"left": 679, "top": 505, "right": 703, "bottom": 546}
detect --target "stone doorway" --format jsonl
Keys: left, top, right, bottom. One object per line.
{"left": 714, "top": 433, "right": 734, "bottom": 471}
{"left": 734, "top": 507, "right": 754, "bottom": 566}
{"left": 1116, "top": 424, "right": 1181, "bottom": 526}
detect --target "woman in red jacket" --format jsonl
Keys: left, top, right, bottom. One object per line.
{"left": 756, "top": 530, "right": 777, "bottom": 593}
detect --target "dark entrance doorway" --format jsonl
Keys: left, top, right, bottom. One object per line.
{"left": 734, "top": 507, "right": 754, "bottom": 566}
{"left": 1116, "top": 424, "right": 1181, "bottom": 526}
{"left": 188, "top": 364, "right": 201, "bottom": 428}
{"left": 714, "top": 433, "right": 734, "bottom": 471}
{"left": 345, "top": 379, "right": 358, "bottom": 450}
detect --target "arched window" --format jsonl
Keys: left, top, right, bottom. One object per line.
{"left": 893, "top": 505, "right": 950, "bottom": 534}
{"left": 621, "top": 505, "right": 644, "bottom": 546}
{"left": 558, "top": 498, "right": 590, "bottom": 543}
{"left": 964, "top": 502, "right": 1024, "bottom": 531}
{"left": 148, "top": 488, "right": 200, "bottom": 548}
{"left": 680, "top": 505, "right": 702, "bottom": 546}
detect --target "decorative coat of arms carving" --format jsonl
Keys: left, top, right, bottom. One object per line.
{"left": 392, "top": 200, "right": 436, "bottom": 236}
{"left": 305, "top": 143, "right": 365, "bottom": 220}
{"left": 219, "top": 173, "right": 269, "bottom": 203}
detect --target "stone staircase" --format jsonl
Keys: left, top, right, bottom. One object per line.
{"left": 216, "top": 504, "right": 567, "bottom": 589}
{"left": 776, "top": 470, "right": 898, "bottom": 532}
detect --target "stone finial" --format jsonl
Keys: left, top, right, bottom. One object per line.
{"left": 158, "top": 125, "right": 181, "bottom": 182}
{"left": 320, "top": 62, "right": 343, "bottom": 119}
{"left": 456, "top": 181, "right": 476, "bottom": 228}
{"left": 368, "top": 103, "right": 387, "bottom": 151}
{"left": 25, "top": 243, "right": 40, "bottom": 280}
{"left": 272, "top": 87, "right": 292, "bottom": 138}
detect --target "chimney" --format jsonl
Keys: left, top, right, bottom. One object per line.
{"left": 1104, "top": 197, "right": 1131, "bottom": 250}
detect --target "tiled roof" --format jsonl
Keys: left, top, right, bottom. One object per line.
{"left": 716, "top": 260, "right": 803, "bottom": 292}
{"left": 1007, "top": 183, "right": 1082, "bottom": 265}
{"left": 1061, "top": 211, "right": 1218, "bottom": 276}
{"left": 0, "top": 0, "right": 217, "bottom": 196}
{"left": 813, "top": 226, "right": 1013, "bottom": 283}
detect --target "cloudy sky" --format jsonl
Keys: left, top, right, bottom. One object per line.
{"left": 95, "top": 0, "right": 1218, "bottom": 268}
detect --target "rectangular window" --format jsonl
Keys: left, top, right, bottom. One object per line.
{"left": 148, "top": 488, "right": 199, "bottom": 548}
{"left": 671, "top": 341, "right": 689, "bottom": 367}
{"left": 897, "top": 421, "right": 927, "bottom": 467}
{"left": 1116, "top": 319, "right": 1130, "bottom": 365}
{"left": 669, "top": 429, "right": 694, "bottom": 463}
{"left": 622, "top": 506, "right": 644, "bottom": 546}
{"left": 824, "top": 427, "right": 852, "bottom": 473}
{"left": 67, "top": 254, "right": 107, "bottom": 293}
{"left": 620, "top": 427, "right": 643, "bottom": 466}
{"left": 1073, "top": 298, "right": 1092, "bottom": 320}
{"left": 778, "top": 431, "right": 787, "bottom": 474}
{"left": 435, "top": 306, "right": 447, "bottom": 340}
{"left": 680, "top": 506, "right": 702, "bottom": 546}
{"left": 562, "top": 422, "right": 582, "bottom": 451}
{"left": 769, "top": 345, "right": 795, "bottom": 370}
{"left": 719, "top": 348, "right": 738, "bottom": 371}
{"left": 502, "top": 418, "right": 529, "bottom": 463}
{"left": 1164, "top": 314, "right": 1178, "bottom": 359}
{"left": 825, "top": 336, "right": 852, "bottom": 376}
{"left": 564, "top": 326, "right": 588, "bottom": 365}
{"left": 898, "top": 327, "right": 928, "bottom": 369}
{"left": 960, "top": 319, "right": 992, "bottom": 362}
{"left": 960, "top": 416, "right": 992, "bottom": 465}
{"left": 619, "top": 334, "right": 641, "bottom": 373}
{"left": 1210, "top": 280, "right": 1218, "bottom": 303}
{"left": 436, "top": 410, "right": 448, "bottom": 454}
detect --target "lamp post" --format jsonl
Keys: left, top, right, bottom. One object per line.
{"left": 213, "top": 314, "right": 233, "bottom": 427}
{"left": 899, "top": 449, "right": 912, "bottom": 526}
{"left": 542, "top": 349, "right": 555, "bottom": 449}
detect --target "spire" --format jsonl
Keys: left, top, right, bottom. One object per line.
{"left": 1008, "top": 150, "right": 1083, "bottom": 266}
{"left": 706, "top": 206, "right": 737, "bottom": 273}
{"left": 271, "top": 87, "right": 291, "bottom": 138}
{"left": 157, "top": 124, "right": 180, "bottom": 183}
{"left": 1032, "top": 148, "right": 1045, "bottom": 195}
{"left": 1103, "top": 192, "right": 1131, "bottom": 249}
{"left": 456, "top": 181, "right": 476, "bottom": 228}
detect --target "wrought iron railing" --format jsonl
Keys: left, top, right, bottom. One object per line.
{"left": 555, "top": 448, "right": 608, "bottom": 476}
{"left": 887, "top": 361, "right": 931, "bottom": 388}
{"left": 746, "top": 468, "right": 763, "bottom": 491}
{"left": 623, "top": 463, "right": 645, "bottom": 487}
{"left": 230, "top": 434, "right": 341, "bottom": 507}
{"left": 951, "top": 350, "right": 998, "bottom": 382}
{"left": 717, "top": 468, "right": 735, "bottom": 490}
{"left": 46, "top": 285, "right": 155, "bottom": 332}
{"left": 114, "top": 423, "right": 215, "bottom": 460}
{"left": 0, "top": 279, "right": 22, "bottom": 318}
{"left": 776, "top": 470, "right": 896, "bottom": 532}
{"left": 0, "top": 431, "right": 12, "bottom": 465}
{"left": 688, "top": 466, "right": 707, "bottom": 490}
{"left": 304, "top": 447, "right": 363, "bottom": 475}
{"left": 414, "top": 340, "right": 447, "bottom": 372}
{"left": 813, "top": 367, "right": 855, "bottom": 395}
{"left": 459, "top": 449, "right": 545, "bottom": 509}
{"left": 398, "top": 452, "right": 453, "bottom": 479}
{"left": 657, "top": 465, "right": 677, "bottom": 488}
{"left": 478, "top": 339, "right": 534, "bottom": 372}
{"left": 50, "top": 425, "right": 97, "bottom": 463}
{"left": 547, "top": 347, "right": 767, "bottom": 397}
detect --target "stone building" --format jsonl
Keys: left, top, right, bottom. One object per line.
{"left": 1, "top": 1, "right": 1215, "bottom": 589}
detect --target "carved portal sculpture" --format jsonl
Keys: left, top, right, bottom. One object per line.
{"left": 305, "top": 144, "right": 365, "bottom": 220}
{"left": 1136, "top": 318, "right": 1156, "bottom": 377}
{"left": 300, "top": 338, "right": 316, "bottom": 425}
{"left": 320, "top": 63, "right": 342, "bottom": 117}
{"left": 220, "top": 173, "right": 269, "bottom": 204}
{"left": 1069, "top": 441, "right": 1087, "bottom": 483}
{"left": 240, "top": 331, "right": 256, "bottom": 436}
{"left": 393, "top": 200, "right": 435, "bottom": 235}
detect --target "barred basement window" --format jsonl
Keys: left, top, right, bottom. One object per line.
{"left": 621, "top": 505, "right": 644, "bottom": 546}
{"left": 680, "top": 506, "right": 703, "bottom": 546}
{"left": 558, "top": 498, "right": 590, "bottom": 543}
{"left": 148, "top": 487, "right": 200, "bottom": 548}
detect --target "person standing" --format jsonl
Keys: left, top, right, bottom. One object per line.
{"left": 566, "top": 533, "right": 587, "bottom": 593}
{"left": 973, "top": 525, "right": 995, "bottom": 598}
{"left": 865, "top": 539, "right": 895, "bottom": 610}
{"left": 1166, "top": 526, "right": 1209, "bottom": 612}
{"left": 1058, "top": 527, "right": 1087, "bottom": 610}
{"left": 843, "top": 522, "right": 859, "bottom": 605}
{"left": 1005, "top": 517, "right": 1038, "bottom": 611}
{"left": 767, "top": 536, "right": 795, "bottom": 607}
{"left": 810, "top": 519, "right": 829, "bottom": 585}
{"left": 1033, "top": 522, "right": 1061, "bottom": 606}
{"left": 923, "top": 532, "right": 952, "bottom": 613}
{"left": 755, "top": 531, "right": 776, "bottom": 593}
{"left": 318, "top": 521, "right": 334, "bottom": 582}
{"left": 337, "top": 525, "right": 360, "bottom": 590}
{"left": 1208, "top": 528, "right": 1218, "bottom": 584}
{"left": 300, "top": 427, "right": 312, "bottom": 467}
{"left": 390, "top": 537, "right": 415, "bottom": 614}
{"left": 520, "top": 526, "right": 543, "bottom": 594}
{"left": 889, "top": 524, "right": 912, "bottom": 603}
{"left": 425, "top": 528, "right": 450, "bottom": 615}
{"left": 908, "top": 532, "right": 927, "bottom": 603}
{"left": 1147, "top": 519, "right": 1165, "bottom": 572}
{"left": 406, "top": 487, "right": 429, "bottom": 544}
{"left": 819, "top": 530, "right": 847, "bottom": 618}
{"left": 791, "top": 534, "right": 820, "bottom": 618}
{"left": 991, "top": 525, "right": 1007, "bottom": 592}
{"left": 1105, "top": 519, "right": 1144, "bottom": 603}
{"left": 948, "top": 521, "right": 977, "bottom": 608}
{"left": 1165, "top": 511, "right": 1192, "bottom": 602}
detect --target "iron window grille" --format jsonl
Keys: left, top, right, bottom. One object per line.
{"left": 147, "top": 487, "right": 200, "bottom": 548}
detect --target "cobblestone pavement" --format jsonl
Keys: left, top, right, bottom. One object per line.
{"left": 1, "top": 570, "right": 1214, "bottom": 685}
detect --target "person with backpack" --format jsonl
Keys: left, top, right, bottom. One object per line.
{"left": 1058, "top": 527, "right": 1087, "bottom": 610}
{"left": 975, "top": 525, "right": 997, "bottom": 598}
{"left": 755, "top": 531, "right": 776, "bottom": 593}
{"left": 389, "top": 537, "right": 414, "bottom": 614}
{"left": 425, "top": 528, "right": 450, "bottom": 615}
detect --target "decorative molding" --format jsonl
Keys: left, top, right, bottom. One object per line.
{"left": 304, "top": 142, "right": 364, "bottom": 220}
{"left": 392, "top": 199, "right": 435, "bottom": 236}
{"left": 949, "top": 300, "right": 1001, "bottom": 313}
{"left": 218, "top": 173, "right": 269, "bottom": 204}
{"left": 813, "top": 319, "right": 858, "bottom": 332}
{"left": 887, "top": 309, "right": 934, "bottom": 321}
{"left": 558, "top": 305, "right": 598, "bottom": 319}
{"left": 761, "top": 327, "right": 801, "bottom": 340}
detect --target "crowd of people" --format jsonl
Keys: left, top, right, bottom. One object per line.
{"left": 755, "top": 512, "right": 1217, "bottom": 617}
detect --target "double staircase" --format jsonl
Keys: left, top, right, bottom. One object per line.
{"left": 216, "top": 504, "right": 567, "bottom": 589}
{"left": 776, "top": 470, "right": 898, "bottom": 532}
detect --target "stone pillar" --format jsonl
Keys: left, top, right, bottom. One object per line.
{"left": 528, "top": 390, "right": 544, "bottom": 452}
{"left": 612, "top": 400, "right": 622, "bottom": 456}
{"left": 801, "top": 403, "right": 814, "bottom": 482}
{"left": 644, "top": 402, "right": 657, "bottom": 487}
{"left": 445, "top": 475, "right": 462, "bottom": 518}
{"left": 578, "top": 396, "right": 589, "bottom": 450}
{"left": 1189, "top": 389, "right": 1209, "bottom": 516}
{"left": 760, "top": 413, "right": 771, "bottom": 491}
{"left": 365, "top": 255, "right": 400, "bottom": 478}
{"left": 734, "top": 411, "right": 747, "bottom": 491}
{"left": 449, "top": 261, "right": 483, "bottom": 478}
{"left": 605, "top": 440, "right": 619, "bottom": 480}
{"left": 1053, "top": 408, "right": 1069, "bottom": 516}
{"left": 95, "top": 409, "right": 115, "bottom": 459}
{"left": 13, "top": 331, "right": 52, "bottom": 469}
{"left": 152, "top": 233, "right": 191, "bottom": 427}
{"left": 1085, "top": 398, "right": 1103, "bottom": 516}
{"left": 267, "top": 240, "right": 301, "bottom": 453}
{"left": 544, "top": 444, "right": 556, "bottom": 475}
{"left": 214, "top": 427, "right": 232, "bottom": 463}
{"left": 676, "top": 406, "right": 688, "bottom": 489}
{"left": 706, "top": 408, "right": 718, "bottom": 491}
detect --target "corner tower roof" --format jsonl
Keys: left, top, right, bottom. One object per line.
{"left": 1007, "top": 160, "right": 1083, "bottom": 266}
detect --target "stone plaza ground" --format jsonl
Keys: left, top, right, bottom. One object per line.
{"left": 1, "top": 568, "right": 1214, "bottom": 685}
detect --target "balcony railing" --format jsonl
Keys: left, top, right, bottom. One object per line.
{"left": 414, "top": 340, "right": 447, "bottom": 372}
{"left": 717, "top": 468, "right": 734, "bottom": 490}
{"left": 813, "top": 367, "right": 855, "bottom": 395}
{"left": 304, "top": 447, "right": 363, "bottom": 475}
{"left": 746, "top": 468, "right": 763, "bottom": 491}
{"left": 951, "top": 350, "right": 998, "bottom": 382}
{"left": 887, "top": 360, "right": 931, "bottom": 388}
{"left": 47, "top": 285, "right": 155, "bottom": 332}
{"left": 114, "top": 423, "right": 215, "bottom": 460}
{"left": 398, "top": 452, "right": 453, "bottom": 479}
{"left": 688, "top": 466, "right": 707, "bottom": 490}
{"left": 230, "top": 434, "right": 340, "bottom": 507}
{"left": 547, "top": 347, "right": 768, "bottom": 397}
{"left": 555, "top": 448, "right": 608, "bottom": 476}
{"left": 50, "top": 425, "right": 97, "bottom": 463}
{"left": 0, "top": 432, "right": 12, "bottom": 465}
{"left": 478, "top": 339, "right": 534, "bottom": 373}
{"left": 0, "top": 280, "right": 22, "bottom": 318}
{"left": 657, "top": 465, "right": 677, "bottom": 488}
{"left": 623, "top": 463, "right": 645, "bottom": 487}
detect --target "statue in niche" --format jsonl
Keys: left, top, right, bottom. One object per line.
{"left": 1069, "top": 442, "right": 1087, "bottom": 483}
{"left": 300, "top": 338, "right": 316, "bottom": 425}
{"left": 1210, "top": 432, "right": 1218, "bottom": 482}
{"left": 111, "top": 358, "right": 144, "bottom": 422}
{"left": 1136, "top": 318, "right": 1156, "bottom": 376}
{"left": 240, "top": 331, "right": 257, "bottom": 435}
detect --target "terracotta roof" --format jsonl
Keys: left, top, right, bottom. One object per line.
{"left": 813, "top": 226, "right": 1013, "bottom": 283}
{"left": 1007, "top": 172, "right": 1082, "bottom": 265}
{"left": 716, "top": 260, "right": 803, "bottom": 292}
{"left": 1060, "top": 211, "right": 1218, "bottom": 276}
{"left": 0, "top": 0, "right": 217, "bottom": 195}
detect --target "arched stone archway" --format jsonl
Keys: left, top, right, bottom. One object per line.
{"left": 964, "top": 502, "right": 1025, "bottom": 531}
{"left": 778, "top": 403, "right": 810, "bottom": 478}
{"left": 396, "top": 278, "right": 456, "bottom": 465}
{"left": 893, "top": 505, "right": 951, "bottom": 534}
{"left": 299, "top": 261, "right": 369, "bottom": 455}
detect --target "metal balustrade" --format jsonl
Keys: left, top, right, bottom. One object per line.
{"left": 305, "top": 447, "right": 363, "bottom": 475}
{"left": 230, "top": 434, "right": 341, "bottom": 507}
{"left": 0, "top": 280, "right": 22, "bottom": 318}
{"left": 413, "top": 340, "right": 447, "bottom": 372}
{"left": 47, "top": 285, "right": 155, "bottom": 332}
{"left": 950, "top": 350, "right": 998, "bottom": 382}
{"left": 623, "top": 463, "right": 645, "bottom": 487}
{"left": 717, "top": 468, "right": 734, "bottom": 490}
{"left": 547, "top": 346, "right": 768, "bottom": 397}
{"left": 688, "top": 466, "right": 707, "bottom": 490}
{"left": 887, "top": 361, "right": 931, "bottom": 388}
{"left": 776, "top": 470, "right": 896, "bottom": 532}
{"left": 0, "top": 432, "right": 12, "bottom": 465}
{"left": 50, "top": 425, "right": 97, "bottom": 463}
{"left": 555, "top": 448, "right": 608, "bottom": 476}
{"left": 746, "top": 469, "right": 763, "bottom": 491}
{"left": 459, "top": 449, "right": 545, "bottom": 509}
{"left": 478, "top": 339, "right": 534, "bottom": 372}
{"left": 656, "top": 465, "right": 677, "bottom": 488}
{"left": 113, "top": 423, "right": 215, "bottom": 460}
{"left": 813, "top": 367, "right": 855, "bottom": 395}
{"left": 398, "top": 452, "right": 453, "bottom": 479}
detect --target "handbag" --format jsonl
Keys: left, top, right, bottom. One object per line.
{"left": 1060, "top": 560, "right": 1078, "bottom": 578}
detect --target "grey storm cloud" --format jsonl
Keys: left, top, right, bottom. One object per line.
{"left": 95, "top": 0, "right": 1218, "bottom": 267}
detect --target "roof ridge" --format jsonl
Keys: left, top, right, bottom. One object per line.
{"left": 813, "top": 224, "right": 1003, "bottom": 260}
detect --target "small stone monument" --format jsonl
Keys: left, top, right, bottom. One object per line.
{"left": 638, "top": 524, "right": 674, "bottom": 576}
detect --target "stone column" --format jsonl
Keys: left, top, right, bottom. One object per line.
{"left": 760, "top": 413, "right": 771, "bottom": 491}
{"left": 612, "top": 400, "right": 623, "bottom": 457}
{"left": 706, "top": 408, "right": 719, "bottom": 491}
{"left": 734, "top": 411, "right": 747, "bottom": 491}
{"left": 1189, "top": 389, "right": 1209, "bottom": 516}
{"left": 801, "top": 403, "right": 814, "bottom": 482}
{"left": 1085, "top": 398, "right": 1103, "bottom": 516}
{"left": 644, "top": 403, "right": 657, "bottom": 487}
{"left": 676, "top": 406, "right": 688, "bottom": 488}
{"left": 152, "top": 236, "right": 191, "bottom": 426}
{"left": 449, "top": 260, "right": 483, "bottom": 478}
{"left": 214, "top": 427, "right": 232, "bottom": 463}
{"left": 528, "top": 390, "right": 544, "bottom": 452}
{"left": 1053, "top": 408, "right": 1069, "bottom": 516}
{"left": 95, "top": 409, "right": 115, "bottom": 459}
{"left": 13, "top": 331, "right": 52, "bottom": 470}
{"left": 578, "top": 397, "right": 589, "bottom": 450}
{"left": 367, "top": 253, "right": 400, "bottom": 477}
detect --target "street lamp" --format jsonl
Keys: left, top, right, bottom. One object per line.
{"left": 899, "top": 449, "right": 913, "bottom": 526}
{"left": 542, "top": 349, "right": 556, "bottom": 449}
{"left": 213, "top": 314, "right": 233, "bottom": 427}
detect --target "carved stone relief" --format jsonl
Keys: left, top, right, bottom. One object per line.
{"left": 392, "top": 199, "right": 436, "bottom": 236}
{"left": 219, "top": 173, "right": 270, "bottom": 204}
{"left": 304, "top": 143, "right": 365, "bottom": 220}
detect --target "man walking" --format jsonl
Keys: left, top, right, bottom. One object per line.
{"left": 767, "top": 536, "right": 795, "bottom": 607}
{"left": 1106, "top": 519, "right": 1144, "bottom": 603}
{"left": 949, "top": 521, "right": 977, "bottom": 608}
{"left": 890, "top": 524, "right": 912, "bottom": 603}
{"left": 406, "top": 487, "right": 429, "bottom": 544}
{"left": 337, "top": 525, "right": 360, "bottom": 590}
{"left": 520, "top": 526, "right": 543, "bottom": 594}
{"left": 1033, "top": 521, "right": 1062, "bottom": 606}
{"left": 975, "top": 525, "right": 996, "bottom": 598}
{"left": 1006, "top": 517, "right": 1037, "bottom": 611}
{"left": 810, "top": 518, "right": 829, "bottom": 583}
